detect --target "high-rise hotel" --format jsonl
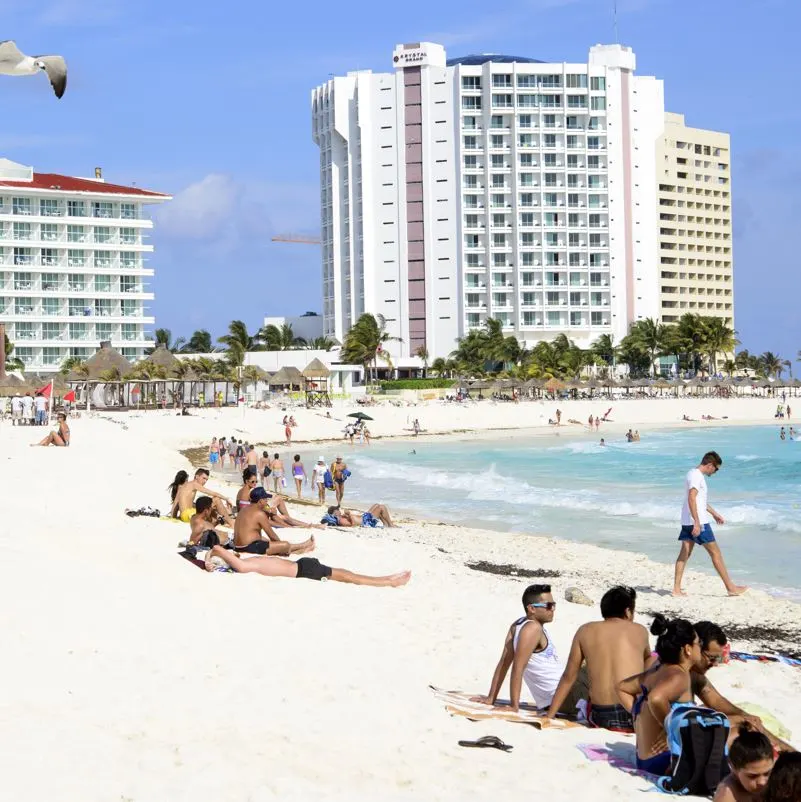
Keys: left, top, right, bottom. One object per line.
{"left": 312, "top": 43, "right": 733, "bottom": 360}
{"left": 0, "top": 158, "right": 170, "bottom": 372}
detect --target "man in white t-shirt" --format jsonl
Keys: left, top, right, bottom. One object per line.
{"left": 34, "top": 393, "right": 48, "bottom": 425}
{"left": 672, "top": 451, "right": 747, "bottom": 597}
{"left": 21, "top": 393, "right": 34, "bottom": 425}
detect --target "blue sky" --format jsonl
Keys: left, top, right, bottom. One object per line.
{"left": 1, "top": 0, "right": 799, "bottom": 362}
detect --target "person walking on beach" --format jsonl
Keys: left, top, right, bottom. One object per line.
{"left": 245, "top": 445, "right": 259, "bottom": 476}
{"left": 271, "top": 453, "right": 286, "bottom": 493}
{"left": 311, "top": 457, "right": 327, "bottom": 504}
{"left": 672, "top": 451, "right": 748, "bottom": 597}
{"left": 330, "top": 456, "right": 349, "bottom": 504}
{"left": 285, "top": 420, "right": 292, "bottom": 445}
{"left": 208, "top": 437, "right": 220, "bottom": 469}
{"left": 291, "top": 454, "right": 307, "bottom": 498}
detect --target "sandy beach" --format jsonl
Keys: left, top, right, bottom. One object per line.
{"left": 1, "top": 396, "right": 798, "bottom": 801}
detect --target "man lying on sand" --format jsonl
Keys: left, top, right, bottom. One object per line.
{"left": 324, "top": 504, "right": 395, "bottom": 528}
{"left": 474, "top": 584, "right": 587, "bottom": 715}
{"left": 545, "top": 586, "right": 651, "bottom": 732}
{"left": 204, "top": 544, "right": 411, "bottom": 587}
{"left": 169, "top": 469, "right": 234, "bottom": 525}
{"left": 189, "top": 496, "right": 231, "bottom": 547}
{"left": 236, "top": 473, "right": 324, "bottom": 528}
{"left": 232, "top": 487, "right": 315, "bottom": 556}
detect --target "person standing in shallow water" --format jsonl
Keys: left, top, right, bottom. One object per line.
{"left": 672, "top": 451, "right": 748, "bottom": 597}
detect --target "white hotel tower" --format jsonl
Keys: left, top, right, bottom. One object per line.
{"left": 0, "top": 158, "right": 170, "bottom": 372}
{"left": 312, "top": 43, "right": 667, "bottom": 359}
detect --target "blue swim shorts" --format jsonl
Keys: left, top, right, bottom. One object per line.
{"left": 678, "top": 523, "right": 715, "bottom": 545}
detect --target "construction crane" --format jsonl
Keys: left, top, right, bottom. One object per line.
{"left": 271, "top": 233, "right": 322, "bottom": 245}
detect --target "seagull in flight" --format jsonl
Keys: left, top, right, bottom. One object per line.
{"left": 0, "top": 40, "right": 67, "bottom": 98}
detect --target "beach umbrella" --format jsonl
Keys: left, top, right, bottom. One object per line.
{"left": 347, "top": 412, "right": 373, "bottom": 421}
{"left": 544, "top": 378, "right": 565, "bottom": 394}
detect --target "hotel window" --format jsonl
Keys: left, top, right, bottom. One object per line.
{"left": 492, "top": 94, "right": 513, "bottom": 108}
{"left": 43, "top": 297, "right": 60, "bottom": 316}
{"left": 465, "top": 254, "right": 480, "bottom": 267}
{"left": 568, "top": 194, "right": 580, "bottom": 208}
{"left": 543, "top": 153, "right": 557, "bottom": 167}
{"left": 463, "top": 194, "right": 479, "bottom": 208}
{"left": 40, "top": 198, "right": 61, "bottom": 217}
{"left": 568, "top": 213, "right": 580, "bottom": 227}
{"left": 121, "top": 347, "right": 138, "bottom": 359}
{"left": 590, "top": 233, "right": 603, "bottom": 247}
{"left": 544, "top": 173, "right": 558, "bottom": 187}
{"left": 591, "top": 311, "right": 604, "bottom": 325}
{"left": 519, "top": 173, "right": 534, "bottom": 187}
{"left": 69, "top": 323, "right": 88, "bottom": 340}
{"left": 95, "top": 275, "right": 113, "bottom": 293}
{"left": 120, "top": 251, "right": 137, "bottom": 269}
{"left": 463, "top": 115, "right": 477, "bottom": 130}
{"left": 518, "top": 133, "right": 534, "bottom": 147}
{"left": 15, "top": 297, "right": 34, "bottom": 314}
{"left": 13, "top": 222, "right": 32, "bottom": 240}
{"left": 70, "top": 347, "right": 91, "bottom": 359}
{"left": 567, "top": 174, "right": 579, "bottom": 188}
{"left": 121, "top": 300, "right": 138, "bottom": 317}
{"left": 544, "top": 193, "right": 557, "bottom": 206}
{"left": 588, "top": 117, "right": 601, "bottom": 130}
{"left": 464, "top": 155, "right": 477, "bottom": 169}
{"left": 521, "top": 252, "right": 535, "bottom": 266}
{"left": 518, "top": 114, "right": 532, "bottom": 128}
{"left": 520, "top": 193, "right": 534, "bottom": 207}
{"left": 545, "top": 232, "right": 559, "bottom": 246}
{"left": 42, "top": 322, "right": 62, "bottom": 340}
{"left": 121, "top": 276, "right": 138, "bottom": 294}
{"left": 42, "top": 347, "right": 62, "bottom": 366}
{"left": 492, "top": 74, "right": 512, "bottom": 88}
{"left": 521, "top": 232, "right": 536, "bottom": 246}
{"left": 94, "top": 250, "right": 113, "bottom": 268}
{"left": 68, "top": 299, "right": 84, "bottom": 316}
{"left": 122, "top": 323, "right": 138, "bottom": 340}
{"left": 465, "top": 234, "right": 479, "bottom": 248}
{"left": 492, "top": 213, "right": 507, "bottom": 227}
{"left": 520, "top": 153, "right": 534, "bottom": 167}
{"left": 120, "top": 203, "right": 137, "bottom": 219}
{"left": 96, "top": 323, "right": 114, "bottom": 339}
{"left": 464, "top": 175, "right": 478, "bottom": 189}
{"left": 569, "top": 233, "right": 580, "bottom": 246}
{"left": 13, "top": 247, "right": 32, "bottom": 265}
{"left": 589, "top": 214, "right": 603, "bottom": 228}
{"left": 16, "top": 322, "right": 35, "bottom": 340}
{"left": 539, "top": 94, "right": 561, "bottom": 108}
{"left": 491, "top": 154, "right": 506, "bottom": 168}
{"left": 567, "top": 154, "right": 579, "bottom": 168}
{"left": 587, "top": 137, "right": 600, "bottom": 150}
{"left": 492, "top": 233, "right": 507, "bottom": 247}
{"left": 14, "top": 271, "right": 33, "bottom": 290}
{"left": 41, "top": 249, "right": 58, "bottom": 267}
{"left": 493, "top": 253, "right": 507, "bottom": 267}
{"left": 543, "top": 134, "right": 556, "bottom": 148}
{"left": 566, "top": 74, "right": 587, "bottom": 88}
{"left": 590, "top": 76, "right": 606, "bottom": 91}
{"left": 68, "top": 274, "right": 86, "bottom": 291}
{"left": 543, "top": 114, "right": 556, "bottom": 128}
{"left": 591, "top": 96, "right": 606, "bottom": 111}
{"left": 590, "top": 254, "right": 603, "bottom": 267}
{"left": 588, "top": 175, "right": 603, "bottom": 189}
{"left": 544, "top": 213, "right": 559, "bottom": 226}
{"left": 93, "top": 201, "right": 113, "bottom": 218}
{"left": 490, "top": 115, "right": 506, "bottom": 129}
{"left": 520, "top": 212, "right": 535, "bottom": 226}
{"left": 566, "top": 116, "right": 581, "bottom": 130}
{"left": 490, "top": 134, "right": 505, "bottom": 148}
{"left": 547, "top": 311, "right": 562, "bottom": 325}
{"left": 491, "top": 174, "right": 506, "bottom": 188}
{"left": 567, "top": 95, "right": 587, "bottom": 108}
{"left": 462, "top": 76, "right": 481, "bottom": 90}
{"left": 570, "top": 311, "right": 583, "bottom": 326}
{"left": 462, "top": 97, "right": 481, "bottom": 110}
{"left": 540, "top": 75, "right": 561, "bottom": 88}
{"left": 97, "top": 299, "right": 116, "bottom": 316}
{"left": 67, "top": 225, "right": 86, "bottom": 243}
{"left": 42, "top": 272, "right": 59, "bottom": 290}
{"left": 12, "top": 197, "right": 32, "bottom": 215}
{"left": 68, "top": 249, "right": 86, "bottom": 267}
{"left": 569, "top": 253, "right": 581, "bottom": 266}
{"left": 546, "top": 291, "right": 560, "bottom": 304}
{"left": 67, "top": 200, "right": 86, "bottom": 217}
{"left": 464, "top": 135, "right": 477, "bottom": 150}
{"left": 491, "top": 193, "right": 505, "bottom": 208}
{"left": 464, "top": 214, "right": 479, "bottom": 228}
{"left": 587, "top": 155, "right": 600, "bottom": 169}
{"left": 94, "top": 226, "right": 112, "bottom": 243}
{"left": 517, "top": 94, "right": 537, "bottom": 108}
{"left": 40, "top": 223, "right": 59, "bottom": 241}
{"left": 566, "top": 135, "right": 579, "bottom": 149}
{"left": 517, "top": 74, "right": 535, "bottom": 88}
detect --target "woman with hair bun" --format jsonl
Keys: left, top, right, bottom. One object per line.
{"left": 617, "top": 613, "right": 703, "bottom": 777}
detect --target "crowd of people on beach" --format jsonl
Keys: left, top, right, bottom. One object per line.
{"left": 166, "top": 465, "right": 407, "bottom": 588}
{"left": 474, "top": 582, "right": 797, "bottom": 798}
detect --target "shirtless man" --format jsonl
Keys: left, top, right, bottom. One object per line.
{"left": 204, "top": 544, "right": 410, "bottom": 587}
{"left": 32, "top": 412, "right": 70, "bottom": 447}
{"left": 237, "top": 475, "right": 323, "bottom": 528}
{"left": 232, "top": 487, "right": 315, "bottom": 555}
{"left": 330, "top": 456, "right": 349, "bottom": 504}
{"left": 546, "top": 586, "right": 651, "bottom": 731}
{"left": 188, "top": 496, "right": 231, "bottom": 547}
{"left": 169, "top": 468, "right": 234, "bottom": 524}
{"left": 325, "top": 504, "right": 395, "bottom": 528}
{"left": 245, "top": 445, "right": 259, "bottom": 476}
{"left": 270, "top": 453, "right": 285, "bottom": 493}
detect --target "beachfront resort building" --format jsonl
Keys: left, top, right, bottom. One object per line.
{"left": 0, "top": 158, "right": 170, "bottom": 373}
{"left": 312, "top": 43, "right": 733, "bottom": 360}
{"left": 656, "top": 113, "right": 733, "bottom": 327}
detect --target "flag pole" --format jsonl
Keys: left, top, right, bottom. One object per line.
{"left": 48, "top": 379, "right": 54, "bottom": 423}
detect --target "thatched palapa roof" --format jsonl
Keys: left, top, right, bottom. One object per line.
{"left": 83, "top": 341, "right": 131, "bottom": 380}
{"left": 270, "top": 366, "right": 304, "bottom": 386}
{"left": 301, "top": 358, "right": 331, "bottom": 378}
{"left": 145, "top": 344, "right": 181, "bottom": 373}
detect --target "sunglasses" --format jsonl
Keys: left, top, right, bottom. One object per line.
{"left": 703, "top": 650, "right": 724, "bottom": 665}
{"left": 530, "top": 602, "right": 557, "bottom": 611}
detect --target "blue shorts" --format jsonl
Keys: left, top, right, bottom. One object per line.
{"left": 679, "top": 523, "right": 715, "bottom": 545}
{"left": 209, "top": 452, "right": 218, "bottom": 464}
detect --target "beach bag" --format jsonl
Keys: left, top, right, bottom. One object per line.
{"left": 323, "top": 470, "right": 334, "bottom": 490}
{"left": 656, "top": 704, "right": 730, "bottom": 795}
{"left": 342, "top": 469, "right": 351, "bottom": 480}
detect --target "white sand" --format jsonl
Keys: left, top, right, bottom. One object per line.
{"left": 1, "top": 397, "right": 798, "bottom": 801}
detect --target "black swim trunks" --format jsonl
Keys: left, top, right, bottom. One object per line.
{"left": 197, "top": 530, "right": 220, "bottom": 549}
{"left": 295, "top": 557, "right": 333, "bottom": 581}
{"left": 587, "top": 702, "right": 634, "bottom": 733}
{"left": 235, "top": 540, "right": 271, "bottom": 555}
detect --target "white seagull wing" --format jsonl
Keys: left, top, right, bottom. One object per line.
{"left": 36, "top": 55, "right": 67, "bottom": 98}
{"left": 0, "top": 40, "right": 26, "bottom": 67}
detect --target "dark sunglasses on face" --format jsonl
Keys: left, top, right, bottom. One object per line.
{"left": 530, "top": 602, "right": 557, "bottom": 611}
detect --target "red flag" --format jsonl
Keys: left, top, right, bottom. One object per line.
{"left": 63, "top": 390, "right": 76, "bottom": 403}
{"left": 35, "top": 382, "right": 52, "bottom": 399}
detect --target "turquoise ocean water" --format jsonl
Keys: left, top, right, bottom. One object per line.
{"left": 339, "top": 425, "right": 801, "bottom": 600}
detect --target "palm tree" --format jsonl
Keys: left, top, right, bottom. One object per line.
{"left": 760, "top": 351, "right": 783, "bottom": 379}
{"left": 181, "top": 329, "right": 213, "bottom": 354}
{"left": 783, "top": 360, "right": 793, "bottom": 379}
{"left": 260, "top": 323, "right": 306, "bottom": 351}
{"left": 676, "top": 313, "right": 707, "bottom": 375}
{"left": 217, "top": 320, "right": 263, "bottom": 367}
{"left": 415, "top": 345, "right": 430, "bottom": 378}
{"left": 2, "top": 332, "right": 24, "bottom": 372}
{"left": 590, "top": 333, "right": 618, "bottom": 370}
{"left": 59, "top": 355, "right": 86, "bottom": 375}
{"left": 630, "top": 318, "right": 667, "bottom": 377}
{"left": 148, "top": 328, "right": 185, "bottom": 355}
{"left": 306, "top": 336, "right": 337, "bottom": 351}
{"left": 722, "top": 359, "right": 736, "bottom": 378}
{"left": 341, "top": 313, "right": 401, "bottom": 385}
{"left": 240, "top": 365, "right": 262, "bottom": 399}
{"left": 702, "top": 318, "right": 737, "bottom": 376}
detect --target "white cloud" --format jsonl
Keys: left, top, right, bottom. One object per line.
{"left": 36, "top": 0, "right": 126, "bottom": 26}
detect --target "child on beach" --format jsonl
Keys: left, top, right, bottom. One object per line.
{"left": 713, "top": 724, "right": 774, "bottom": 802}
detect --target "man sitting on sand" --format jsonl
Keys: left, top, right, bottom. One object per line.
{"left": 237, "top": 472, "right": 324, "bottom": 529}
{"left": 169, "top": 469, "right": 234, "bottom": 525}
{"left": 324, "top": 504, "right": 395, "bottom": 528}
{"left": 232, "top": 487, "right": 315, "bottom": 556}
{"left": 475, "top": 584, "right": 587, "bottom": 715}
{"left": 546, "top": 586, "right": 651, "bottom": 731}
{"left": 188, "top": 496, "right": 231, "bottom": 547}
{"left": 203, "top": 544, "right": 411, "bottom": 587}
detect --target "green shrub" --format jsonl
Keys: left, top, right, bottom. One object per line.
{"left": 379, "top": 379, "right": 453, "bottom": 390}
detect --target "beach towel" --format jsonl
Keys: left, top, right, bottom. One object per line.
{"left": 729, "top": 650, "right": 801, "bottom": 669}
{"left": 321, "top": 513, "right": 339, "bottom": 526}
{"left": 429, "top": 686, "right": 581, "bottom": 730}
{"left": 576, "top": 744, "right": 661, "bottom": 788}
{"left": 178, "top": 550, "right": 233, "bottom": 573}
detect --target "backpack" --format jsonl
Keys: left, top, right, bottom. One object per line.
{"left": 656, "top": 704, "right": 730, "bottom": 795}
{"left": 323, "top": 470, "right": 334, "bottom": 490}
